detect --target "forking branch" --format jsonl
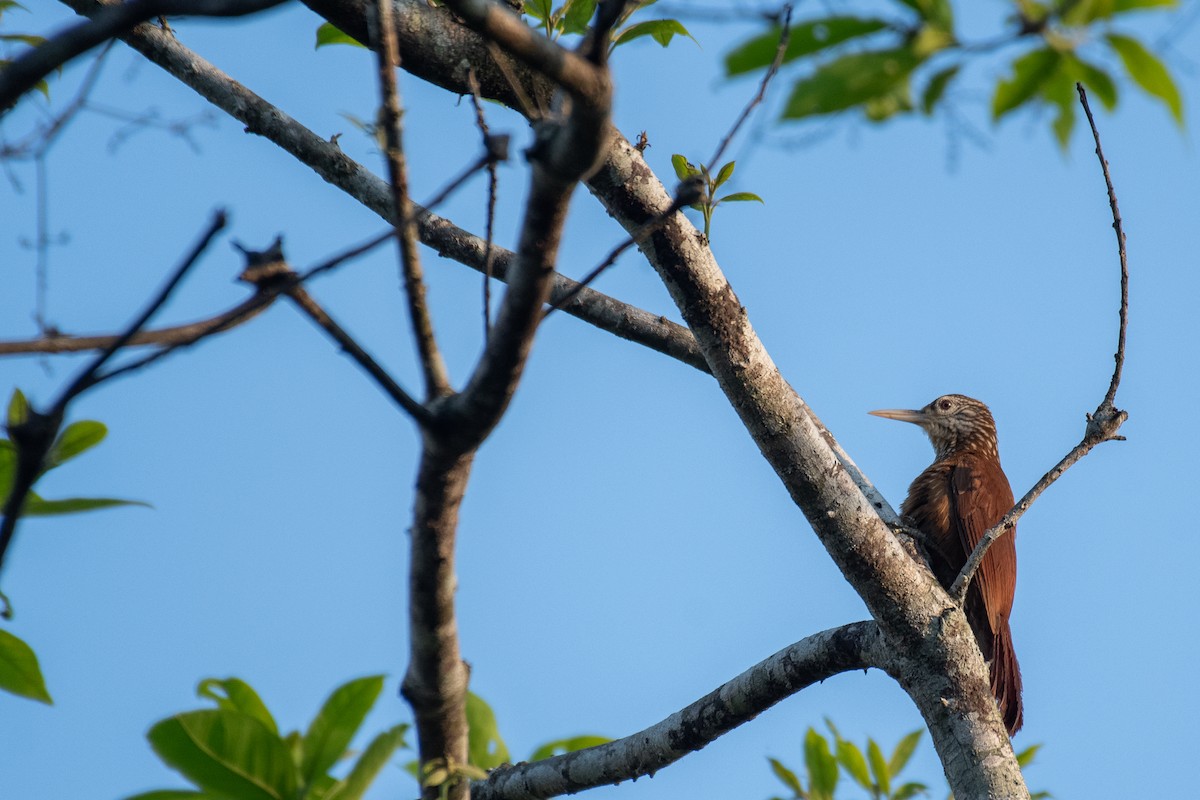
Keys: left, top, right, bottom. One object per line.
{"left": 950, "top": 83, "right": 1129, "bottom": 603}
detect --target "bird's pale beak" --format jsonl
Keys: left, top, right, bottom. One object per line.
{"left": 868, "top": 408, "right": 926, "bottom": 425}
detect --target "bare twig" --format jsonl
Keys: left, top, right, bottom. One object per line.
{"left": 473, "top": 622, "right": 884, "bottom": 800}
{"left": 466, "top": 68, "right": 500, "bottom": 343}
{"left": 705, "top": 3, "right": 792, "bottom": 171}
{"left": 0, "top": 0, "right": 285, "bottom": 110}
{"left": 950, "top": 84, "right": 1130, "bottom": 602}
{"left": 372, "top": 0, "right": 452, "bottom": 399}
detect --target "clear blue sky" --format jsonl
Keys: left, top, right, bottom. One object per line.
{"left": 2, "top": 2, "right": 1198, "bottom": 798}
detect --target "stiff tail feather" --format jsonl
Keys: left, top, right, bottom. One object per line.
{"left": 990, "top": 619, "right": 1024, "bottom": 736}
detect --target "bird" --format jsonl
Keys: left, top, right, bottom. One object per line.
{"left": 869, "top": 394, "right": 1023, "bottom": 736}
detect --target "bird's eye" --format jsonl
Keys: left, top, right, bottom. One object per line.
{"left": 938, "top": 398, "right": 952, "bottom": 411}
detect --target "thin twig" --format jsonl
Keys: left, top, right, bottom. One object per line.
{"left": 285, "top": 286, "right": 433, "bottom": 425}
{"left": 372, "top": 0, "right": 452, "bottom": 399}
{"left": 466, "top": 68, "right": 499, "bottom": 344}
{"left": 542, "top": 193, "right": 689, "bottom": 317}
{"left": 950, "top": 85, "right": 1130, "bottom": 602}
{"left": 705, "top": 4, "right": 792, "bottom": 171}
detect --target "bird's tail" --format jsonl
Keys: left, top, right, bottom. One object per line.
{"left": 990, "top": 619, "right": 1024, "bottom": 736}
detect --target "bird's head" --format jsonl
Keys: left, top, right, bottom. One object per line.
{"left": 869, "top": 394, "right": 999, "bottom": 460}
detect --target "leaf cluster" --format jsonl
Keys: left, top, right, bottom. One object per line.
{"left": 124, "top": 675, "right": 408, "bottom": 800}
{"left": 767, "top": 724, "right": 927, "bottom": 800}
{"left": 724, "top": 0, "right": 1183, "bottom": 148}
{"left": 670, "top": 154, "right": 764, "bottom": 239}
{"left": 521, "top": 0, "right": 696, "bottom": 52}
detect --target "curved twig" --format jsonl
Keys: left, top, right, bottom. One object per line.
{"left": 950, "top": 84, "right": 1129, "bottom": 602}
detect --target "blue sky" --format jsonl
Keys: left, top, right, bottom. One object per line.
{"left": 2, "top": 2, "right": 1199, "bottom": 798}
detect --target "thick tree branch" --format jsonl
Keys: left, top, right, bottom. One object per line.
{"left": 950, "top": 84, "right": 1129, "bottom": 602}
{"left": 473, "top": 622, "right": 885, "bottom": 800}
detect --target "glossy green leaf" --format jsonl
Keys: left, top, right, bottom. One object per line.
{"left": 612, "top": 19, "right": 695, "bottom": 49}
{"left": 866, "top": 738, "right": 890, "bottom": 796}
{"left": 889, "top": 729, "right": 923, "bottom": 775}
{"left": 992, "top": 47, "right": 1062, "bottom": 120}
{"left": 1069, "top": 55, "right": 1118, "bottom": 110}
{"left": 148, "top": 710, "right": 296, "bottom": 800}
{"left": 197, "top": 678, "right": 279, "bottom": 735}
{"left": 783, "top": 47, "right": 922, "bottom": 119}
{"left": 0, "top": 627, "right": 52, "bottom": 703}
{"left": 301, "top": 675, "right": 385, "bottom": 782}
{"left": 324, "top": 724, "right": 408, "bottom": 800}
{"left": 122, "top": 791, "right": 212, "bottom": 800}
{"left": 47, "top": 420, "right": 107, "bottom": 468}
{"left": 21, "top": 496, "right": 151, "bottom": 516}
{"left": 767, "top": 756, "right": 803, "bottom": 795}
{"left": 1114, "top": 0, "right": 1177, "bottom": 10}
{"left": 921, "top": 64, "right": 960, "bottom": 114}
{"left": 314, "top": 23, "right": 364, "bottom": 50}
{"left": 561, "top": 0, "right": 596, "bottom": 35}
{"left": 725, "top": 17, "right": 890, "bottom": 76}
{"left": 466, "top": 691, "right": 510, "bottom": 769}
{"left": 716, "top": 191, "right": 764, "bottom": 203}
{"left": 835, "top": 739, "right": 872, "bottom": 790}
{"left": 1106, "top": 33, "right": 1183, "bottom": 124}
{"left": 529, "top": 735, "right": 611, "bottom": 761}
{"left": 804, "top": 728, "right": 838, "bottom": 798}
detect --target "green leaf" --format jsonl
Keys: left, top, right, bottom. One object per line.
{"left": 835, "top": 740, "right": 872, "bottom": 790}
{"left": 1040, "top": 68, "right": 1078, "bottom": 149}
{"left": 122, "top": 791, "right": 212, "bottom": 800}
{"left": 197, "top": 678, "right": 279, "bottom": 735}
{"left": 46, "top": 420, "right": 107, "bottom": 469}
{"left": 0, "top": 32, "right": 43, "bottom": 46}
{"left": 768, "top": 756, "right": 804, "bottom": 795}
{"left": 804, "top": 728, "right": 838, "bottom": 799}
{"left": 866, "top": 738, "right": 890, "bottom": 797}
{"left": 782, "top": 47, "right": 922, "bottom": 119}
{"left": 1114, "top": 0, "right": 1177, "bottom": 10}
{"left": 921, "top": 64, "right": 960, "bottom": 114}
{"left": 670, "top": 153, "right": 696, "bottom": 180}
{"left": 893, "top": 781, "right": 930, "bottom": 799}
{"left": 725, "top": 17, "right": 890, "bottom": 76}
{"left": 612, "top": 19, "right": 695, "bottom": 49}
{"left": 714, "top": 160, "right": 735, "bottom": 189}
{"left": 523, "top": 0, "right": 552, "bottom": 22}
{"left": 529, "top": 735, "right": 611, "bottom": 761}
{"left": 1069, "top": 55, "right": 1118, "bottom": 110}
{"left": 147, "top": 710, "right": 297, "bottom": 800}
{"left": 1106, "top": 33, "right": 1183, "bottom": 124}
{"left": 20, "top": 496, "right": 151, "bottom": 516}
{"left": 7, "top": 388, "right": 29, "bottom": 428}
{"left": 992, "top": 47, "right": 1062, "bottom": 121}
{"left": 301, "top": 675, "right": 385, "bottom": 782}
{"left": 888, "top": 729, "right": 923, "bottom": 776}
{"left": 0, "top": 627, "right": 52, "bottom": 703}
{"left": 561, "top": 0, "right": 596, "bottom": 36}
{"left": 314, "top": 22, "right": 365, "bottom": 49}
{"left": 1015, "top": 743, "right": 1042, "bottom": 768}
{"left": 863, "top": 79, "right": 914, "bottom": 121}
{"left": 466, "top": 691, "right": 510, "bottom": 769}
{"left": 716, "top": 191, "right": 764, "bottom": 203}
{"left": 324, "top": 724, "right": 408, "bottom": 800}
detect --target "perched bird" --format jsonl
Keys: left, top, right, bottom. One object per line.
{"left": 870, "top": 394, "right": 1023, "bottom": 736}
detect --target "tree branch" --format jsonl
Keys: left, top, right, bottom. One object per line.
{"left": 0, "top": 0, "right": 285, "bottom": 111}
{"left": 371, "top": 0, "right": 452, "bottom": 399}
{"left": 473, "top": 622, "right": 885, "bottom": 800}
{"left": 949, "top": 84, "right": 1130, "bottom": 602}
